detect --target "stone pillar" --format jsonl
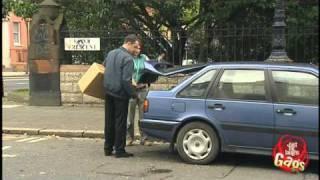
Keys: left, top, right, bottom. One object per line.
{"left": 28, "top": 0, "right": 63, "bottom": 106}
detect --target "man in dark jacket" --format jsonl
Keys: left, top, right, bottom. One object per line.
{"left": 103, "top": 34, "right": 140, "bottom": 158}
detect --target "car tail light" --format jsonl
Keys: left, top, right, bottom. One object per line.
{"left": 143, "top": 99, "right": 149, "bottom": 113}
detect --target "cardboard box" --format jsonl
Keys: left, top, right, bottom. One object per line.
{"left": 78, "top": 63, "right": 105, "bottom": 99}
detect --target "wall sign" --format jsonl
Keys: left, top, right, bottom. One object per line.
{"left": 64, "top": 38, "right": 100, "bottom": 51}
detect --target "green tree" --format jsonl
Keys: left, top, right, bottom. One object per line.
{"left": 190, "top": 0, "right": 318, "bottom": 62}
{"left": 5, "top": 0, "right": 318, "bottom": 64}
{"left": 109, "top": 0, "right": 204, "bottom": 64}
{"left": 4, "top": 0, "right": 40, "bottom": 19}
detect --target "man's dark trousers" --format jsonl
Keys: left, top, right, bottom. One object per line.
{"left": 104, "top": 93, "right": 129, "bottom": 153}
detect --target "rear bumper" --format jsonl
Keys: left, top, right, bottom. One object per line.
{"left": 140, "top": 119, "right": 180, "bottom": 142}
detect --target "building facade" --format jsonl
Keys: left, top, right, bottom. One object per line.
{"left": 2, "top": 12, "right": 29, "bottom": 71}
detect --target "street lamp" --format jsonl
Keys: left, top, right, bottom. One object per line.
{"left": 266, "top": 0, "right": 293, "bottom": 62}
{"left": 2, "top": 0, "right": 7, "bottom": 18}
{"left": 185, "top": 40, "right": 190, "bottom": 60}
{"left": 25, "top": 17, "right": 31, "bottom": 74}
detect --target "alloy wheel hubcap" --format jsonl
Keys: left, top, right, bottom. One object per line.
{"left": 182, "top": 129, "right": 212, "bottom": 160}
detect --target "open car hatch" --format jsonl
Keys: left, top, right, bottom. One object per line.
{"left": 139, "top": 60, "right": 208, "bottom": 84}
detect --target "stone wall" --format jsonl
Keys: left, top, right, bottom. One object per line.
{"left": 60, "top": 65, "right": 188, "bottom": 106}
{"left": 60, "top": 65, "right": 103, "bottom": 106}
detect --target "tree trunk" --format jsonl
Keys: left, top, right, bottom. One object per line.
{"left": 198, "top": 25, "right": 209, "bottom": 63}
{"left": 198, "top": 0, "right": 214, "bottom": 63}
{"left": 169, "top": 29, "right": 187, "bottom": 65}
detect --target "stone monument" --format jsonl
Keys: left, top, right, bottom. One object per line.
{"left": 28, "top": 0, "right": 63, "bottom": 105}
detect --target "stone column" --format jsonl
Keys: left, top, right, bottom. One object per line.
{"left": 28, "top": 0, "right": 63, "bottom": 106}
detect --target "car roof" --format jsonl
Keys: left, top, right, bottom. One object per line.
{"left": 140, "top": 61, "right": 318, "bottom": 84}
{"left": 205, "top": 61, "right": 318, "bottom": 71}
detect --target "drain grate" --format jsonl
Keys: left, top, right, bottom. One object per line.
{"left": 147, "top": 168, "right": 172, "bottom": 174}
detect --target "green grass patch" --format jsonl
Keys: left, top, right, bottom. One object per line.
{"left": 6, "top": 89, "right": 29, "bottom": 103}
{"left": 11, "top": 89, "right": 29, "bottom": 98}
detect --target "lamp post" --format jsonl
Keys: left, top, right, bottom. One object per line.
{"left": 2, "top": 0, "right": 6, "bottom": 18}
{"left": 266, "top": 0, "right": 293, "bottom": 62}
{"left": 2, "top": 0, "right": 7, "bottom": 97}
{"left": 25, "top": 17, "right": 31, "bottom": 74}
{"left": 185, "top": 40, "right": 190, "bottom": 61}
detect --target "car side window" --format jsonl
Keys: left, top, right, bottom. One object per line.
{"left": 271, "top": 71, "right": 318, "bottom": 105}
{"left": 177, "top": 70, "right": 216, "bottom": 98}
{"left": 210, "top": 70, "right": 266, "bottom": 101}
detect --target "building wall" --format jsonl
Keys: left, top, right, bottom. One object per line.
{"left": 2, "top": 18, "right": 11, "bottom": 69}
{"left": 8, "top": 12, "right": 29, "bottom": 71}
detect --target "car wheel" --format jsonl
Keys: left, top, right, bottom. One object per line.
{"left": 176, "top": 122, "right": 219, "bottom": 164}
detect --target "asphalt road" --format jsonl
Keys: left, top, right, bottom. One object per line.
{"left": 3, "top": 134, "right": 318, "bottom": 180}
{"left": 3, "top": 76, "right": 29, "bottom": 93}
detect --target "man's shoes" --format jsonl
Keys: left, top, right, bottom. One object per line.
{"left": 126, "top": 138, "right": 134, "bottom": 146}
{"left": 144, "top": 141, "right": 153, "bottom": 146}
{"left": 115, "top": 152, "right": 134, "bottom": 158}
{"left": 140, "top": 139, "right": 153, "bottom": 146}
{"left": 104, "top": 149, "right": 113, "bottom": 156}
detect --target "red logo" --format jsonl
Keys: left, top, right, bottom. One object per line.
{"left": 272, "top": 135, "right": 309, "bottom": 173}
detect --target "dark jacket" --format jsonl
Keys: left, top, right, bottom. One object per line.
{"left": 103, "top": 47, "right": 137, "bottom": 100}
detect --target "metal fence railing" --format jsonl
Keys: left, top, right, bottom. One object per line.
{"left": 60, "top": 25, "right": 318, "bottom": 65}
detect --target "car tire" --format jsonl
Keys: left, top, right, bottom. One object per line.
{"left": 176, "top": 122, "right": 219, "bottom": 165}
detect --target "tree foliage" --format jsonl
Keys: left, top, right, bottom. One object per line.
{"left": 4, "top": 0, "right": 40, "bottom": 19}
{"left": 107, "top": 0, "right": 203, "bottom": 64}
{"left": 4, "top": 0, "right": 318, "bottom": 64}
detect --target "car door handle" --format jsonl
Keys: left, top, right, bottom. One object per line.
{"left": 276, "top": 108, "right": 297, "bottom": 116}
{"left": 208, "top": 104, "right": 225, "bottom": 111}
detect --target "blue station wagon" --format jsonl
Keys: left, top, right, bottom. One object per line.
{"left": 141, "top": 62, "right": 319, "bottom": 164}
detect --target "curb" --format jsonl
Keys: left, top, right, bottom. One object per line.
{"left": 2, "top": 72, "right": 29, "bottom": 77}
{"left": 2, "top": 127, "right": 104, "bottom": 139}
{"left": 2, "top": 75, "right": 28, "bottom": 78}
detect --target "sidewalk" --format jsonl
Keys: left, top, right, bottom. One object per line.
{"left": 2, "top": 71, "right": 104, "bottom": 139}
{"left": 2, "top": 102, "right": 105, "bottom": 138}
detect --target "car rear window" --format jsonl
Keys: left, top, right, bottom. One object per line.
{"left": 177, "top": 70, "right": 216, "bottom": 98}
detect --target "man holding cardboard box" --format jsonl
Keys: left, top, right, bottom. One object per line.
{"left": 103, "top": 34, "right": 140, "bottom": 158}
